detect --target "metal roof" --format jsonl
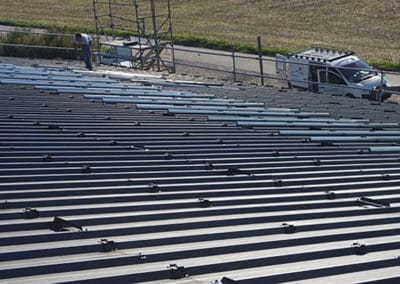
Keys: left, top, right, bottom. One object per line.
{"left": 0, "top": 64, "right": 400, "bottom": 284}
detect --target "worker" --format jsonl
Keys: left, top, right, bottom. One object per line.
{"left": 73, "top": 33, "right": 93, "bottom": 70}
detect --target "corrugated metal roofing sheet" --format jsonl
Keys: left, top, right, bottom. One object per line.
{"left": 0, "top": 64, "right": 399, "bottom": 284}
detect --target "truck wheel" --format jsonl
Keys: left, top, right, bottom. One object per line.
{"left": 345, "top": 93, "right": 355, "bottom": 99}
{"left": 382, "top": 92, "right": 392, "bottom": 101}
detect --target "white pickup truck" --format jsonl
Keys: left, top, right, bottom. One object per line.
{"left": 276, "top": 48, "right": 391, "bottom": 100}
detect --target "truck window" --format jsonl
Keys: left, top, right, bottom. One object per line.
{"left": 338, "top": 60, "right": 375, "bottom": 82}
{"left": 320, "top": 71, "right": 346, "bottom": 85}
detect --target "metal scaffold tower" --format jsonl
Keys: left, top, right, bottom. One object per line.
{"left": 92, "top": 0, "right": 175, "bottom": 72}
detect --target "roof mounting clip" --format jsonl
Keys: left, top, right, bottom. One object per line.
{"left": 272, "top": 151, "right": 280, "bottom": 157}
{"left": 282, "top": 223, "right": 296, "bottom": 234}
{"left": 24, "top": 208, "right": 40, "bottom": 219}
{"left": 164, "top": 152, "right": 173, "bottom": 160}
{"left": 313, "top": 159, "right": 322, "bottom": 166}
{"left": 204, "top": 162, "right": 214, "bottom": 170}
{"left": 273, "top": 178, "right": 283, "bottom": 186}
{"left": 42, "top": 154, "right": 53, "bottom": 162}
{"left": 49, "top": 217, "right": 83, "bottom": 232}
{"left": 325, "top": 191, "right": 336, "bottom": 200}
{"left": 100, "top": 239, "right": 117, "bottom": 252}
{"left": 81, "top": 164, "right": 92, "bottom": 174}
{"left": 225, "top": 167, "right": 252, "bottom": 176}
{"left": 109, "top": 140, "right": 118, "bottom": 146}
{"left": 357, "top": 196, "right": 390, "bottom": 208}
{"left": 1, "top": 200, "right": 8, "bottom": 209}
{"left": 199, "top": 198, "right": 212, "bottom": 208}
{"left": 352, "top": 242, "right": 367, "bottom": 255}
{"left": 168, "top": 264, "right": 188, "bottom": 279}
{"left": 138, "top": 252, "right": 147, "bottom": 260}
{"left": 147, "top": 183, "right": 161, "bottom": 193}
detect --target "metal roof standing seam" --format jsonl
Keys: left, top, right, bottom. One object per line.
{"left": 0, "top": 63, "right": 399, "bottom": 284}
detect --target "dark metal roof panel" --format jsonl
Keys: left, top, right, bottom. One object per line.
{"left": 0, "top": 64, "right": 399, "bottom": 284}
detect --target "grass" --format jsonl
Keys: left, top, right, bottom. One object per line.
{"left": 0, "top": 0, "right": 399, "bottom": 69}
{"left": 0, "top": 31, "right": 76, "bottom": 59}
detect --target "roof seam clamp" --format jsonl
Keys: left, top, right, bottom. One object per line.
{"left": 24, "top": 207, "right": 40, "bottom": 219}
{"left": 164, "top": 152, "right": 173, "bottom": 160}
{"left": 1, "top": 200, "right": 9, "bottom": 209}
{"left": 81, "top": 164, "right": 92, "bottom": 174}
{"left": 313, "top": 159, "right": 322, "bottom": 166}
{"left": 325, "top": 191, "right": 336, "bottom": 200}
{"left": 273, "top": 178, "right": 283, "bottom": 186}
{"left": 199, "top": 198, "right": 212, "bottom": 208}
{"left": 225, "top": 167, "right": 252, "bottom": 176}
{"left": 204, "top": 162, "right": 214, "bottom": 170}
{"left": 272, "top": 151, "right": 280, "bottom": 157}
{"left": 147, "top": 183, "right": 161, "bottom": 193}
{"left": 109, "top": 140, "right": 118, "bottom": 146}
{"left": 282, "top": 223, "right": 296, "bottom": 234}
{"left": 138, "top": 252, "right": 147, "bottom": 260}
{"left": 42, "top": 154, "right": 53, "bottom": 162}
{"left": 168, "top": 264, "right": 188, "bottom": 280}
{"left": 100, "top": 239, "right": 117, "bottom": 252}
{"left": 352, "top": 242, "right": 367, "bottom": 255}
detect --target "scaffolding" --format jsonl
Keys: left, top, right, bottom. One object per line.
{"left": 92, "top": 0, "right": 175, "bottom": 72}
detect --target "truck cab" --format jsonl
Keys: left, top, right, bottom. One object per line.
{"left": 276, "top": 48, "right": 390, "bottom": 100}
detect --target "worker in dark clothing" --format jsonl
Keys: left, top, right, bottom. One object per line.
{"left": 73, "top": 33, "right": 93, "bottom": 70}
